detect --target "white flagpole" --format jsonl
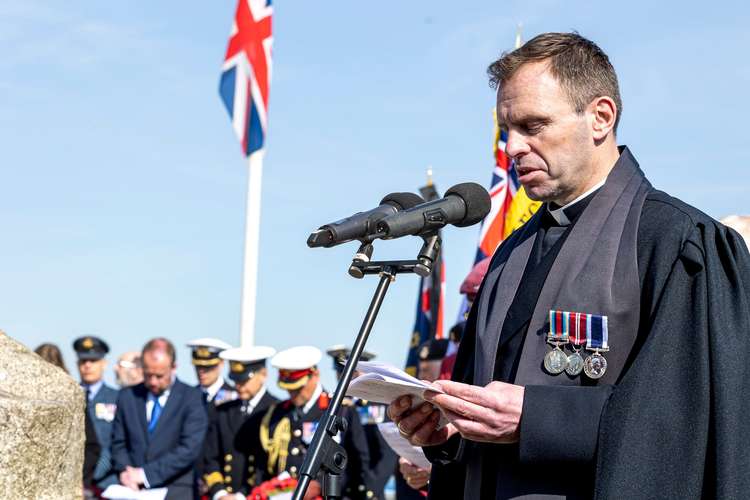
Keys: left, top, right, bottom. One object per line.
{"left": 239, "top": 149, "right": 264, "bottom": 347}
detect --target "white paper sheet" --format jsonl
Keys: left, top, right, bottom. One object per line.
{"left": 348, "top": 361, "right": 447, "bottom": 427}
{"left": 377, "top": 422, "right": 432, "bottom": 469}
{"left": 101, "top": 485, "right": 168, "bottom": 500}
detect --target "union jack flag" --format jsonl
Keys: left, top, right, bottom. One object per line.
{"left": 219, "top": 0, "right": 273, "bottom": 157}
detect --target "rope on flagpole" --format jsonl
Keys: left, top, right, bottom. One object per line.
{"left": 240, "top": 150, "right": 264, "bottom": 347}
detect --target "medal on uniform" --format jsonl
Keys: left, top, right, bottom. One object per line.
{"left": 583, "top": 314, "right": 609, "bottom": 379}
{"left": 544, "top": 310, "right": 569, "bottom": 374}
{"left": 565, "top": 311, "right": 586, "bottom": 376}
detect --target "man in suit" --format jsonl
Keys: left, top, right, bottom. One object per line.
{"left": 111, "top": 337, "right": 208, "bottom": 499}
{"left": 202, "top": 346, "right": 279, "bottom": 499}
{"left": 187, "top": 338, "right": 238, "bottom": 406}
{"left": 74, "top": 335, "right": 119, "bottom": 490}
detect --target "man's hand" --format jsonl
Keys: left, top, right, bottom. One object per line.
{"left": 398, "top": 458, "right": 431, "bottom": 490}
{"left": 387, "top": 395, "right": 457, "bottom": 447}
{"left": 119, "top": 468, "right": 139, "bottom": 490}
{"left": 304, "top": 480, "right": 322, "bottom": 500}
{"left": 424, "top": 380, "right": 524, "bottom": 444}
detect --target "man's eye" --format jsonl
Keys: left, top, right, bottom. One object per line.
{"left": 523, "top": 123, "right": 543, "bottom": 134}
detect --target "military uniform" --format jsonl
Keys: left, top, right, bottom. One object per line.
{"left": 186, "top": 337, "right": 238, "bottom": 405}
{"left": 74, "top": 335, "right": 119, "bottom": 489}
{"left": 204, "top": 393, "right": 279, "bottom": 497}
{"left": 201, "top": 345, "right": 278, "bottom": 500}
{"left": 326, "top": 345, "right": 395, "bottom": 500}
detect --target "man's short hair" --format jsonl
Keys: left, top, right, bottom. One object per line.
{"left": 142, "top": 338, "right": 176, "bottom": 366}
{"left": 487, "top": 32, "right": 623, "bottom": 133}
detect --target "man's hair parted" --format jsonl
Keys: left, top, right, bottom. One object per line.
{"left": 488, "top": 32, "right": 623, "bottom": 133}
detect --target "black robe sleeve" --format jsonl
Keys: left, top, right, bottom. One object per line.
{"left": 595, "top": 218, "right": 750, "bottom": 499}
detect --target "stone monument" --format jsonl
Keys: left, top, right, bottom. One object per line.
{"left": 0, "top": 330, "right": 85, "bottom": 499}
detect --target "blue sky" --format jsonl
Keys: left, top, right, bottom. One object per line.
{"left": 1, "top": 1, "right": 748, "bottom": 392}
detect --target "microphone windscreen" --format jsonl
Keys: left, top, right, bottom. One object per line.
{"left": 445, "top": 183, "right": 491, "bottom": 227}
{"left": 380, "top": 192, "right": 425, "bottom": 210}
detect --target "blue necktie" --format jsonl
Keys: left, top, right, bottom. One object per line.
{"left": 148, "top": 398, "right": 162, "bottom": 434}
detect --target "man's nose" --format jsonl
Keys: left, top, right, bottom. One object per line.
{"left": 504, "top": 129, "right": 530, "bottom": 160}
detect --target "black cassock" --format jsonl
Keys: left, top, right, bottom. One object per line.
{"left": 427, "top": 181, "right": 750, "bottom": 498}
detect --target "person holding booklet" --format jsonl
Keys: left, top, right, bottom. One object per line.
{"left": 388, "top": 32, "right": 750, "bottom": 500}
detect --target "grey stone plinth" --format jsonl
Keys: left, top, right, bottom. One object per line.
{"left": 0, "top": 330, "right": 85, "bottom": 499}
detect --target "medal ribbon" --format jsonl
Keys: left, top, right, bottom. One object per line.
{"left": 547, "top": 310, "right": 569, "bottom": 343}
{"left": 585, "top": 314, "right": 609, "bottom": 351}
{"left": 568, "top": 311, "right": 587, "bottom": 346}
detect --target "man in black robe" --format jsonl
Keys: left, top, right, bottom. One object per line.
{"left": 388, "top": 32, "right": 750, "bottom": 499}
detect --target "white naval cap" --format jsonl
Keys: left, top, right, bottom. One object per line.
{"left": 186, "top": 337, "right": 234, "bottom": 366}
{"left": 271, "top": 346, "right": 322, "bottom": 370}
{"left": 221, "top": 346, "right": 276, "bottom": 382}
{"left": 272, "top": 346, "right": 322, "bottom": 390}
{"left": 186, "top": 337, "right": 234, "bottom": 350}
{"left": 220, "top": 346, "right": 277, "bottom": 363}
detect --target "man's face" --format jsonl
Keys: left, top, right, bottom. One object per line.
{"left": 195, "top": 362, "right": 222, "bottom": 388}
{"left": 236, "top": 368, "right": 267, "bottom": 400}
{"left": 286, "top": 371, "right": 319, "bottom": 408}
{"left": 142, "top": 351, "right": 175, "bottom": 396}
{"left": 418, "top": 360, "right": 442, "bottom": 383}
{"left": 78, "top": 358, "right": 106, "bottom": 385}
{"left": 497, "top": 61, "right": 595, "bottom": 205}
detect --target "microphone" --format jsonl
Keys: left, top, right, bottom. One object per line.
{"left": 307, "top": 192, "right": 425, "bottom": 248}
{"left": 375, "top": 183, "right": 491, "bottom": 239}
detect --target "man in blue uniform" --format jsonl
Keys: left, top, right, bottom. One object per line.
{"left": 74, "top": 335, "right": 119, "bottom": 490}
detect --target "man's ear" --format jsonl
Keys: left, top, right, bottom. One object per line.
{"left": 589, "top": 95, "right": 617, "bottom": 140}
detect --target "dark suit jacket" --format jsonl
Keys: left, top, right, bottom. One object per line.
{"left": 111, "top": 379, "right": 208, "bottom": 498}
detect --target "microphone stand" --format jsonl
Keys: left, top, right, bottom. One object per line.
{"left": 292, "top": 233, "right": 440, "bottom": 500}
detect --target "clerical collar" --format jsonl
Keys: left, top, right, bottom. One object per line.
{"left": 548, "top": 178, "right": 606, "bottom": 226}
{"left": 203, "top": 376, "right": 225, "bottom": 401}
{"left": 302, "top": 383, "right": 323, "bottom": 414}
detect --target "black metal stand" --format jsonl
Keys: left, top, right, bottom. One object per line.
{"left": 292, "top": 243, "right": 437, "bottom": 499}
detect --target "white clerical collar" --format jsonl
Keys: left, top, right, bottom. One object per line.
{"left": 548, "top": 178, "right": 606, "bottom": 226}
{"left": 302, "top": 383, "right": 323, "bottom": 414}
{"left": 204, "top": 376, "right": 225, "bottom": 401}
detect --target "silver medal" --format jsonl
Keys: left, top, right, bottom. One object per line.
{"left": 543, "top": 347, "right": 568, "bottom": 375}
{"left": 565, "top": 351, "right": 584, "bottom": 376}
{"left": 583, "top": 351, "right": 607, "bottom": 379}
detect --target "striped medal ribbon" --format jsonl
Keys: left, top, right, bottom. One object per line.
{"left": 544, "top": 310, "right": 570, "bottom": 375}
{"left": 565, "top": 311, "right": 588, "bottom": 376}
{"left": 583, "top": 314, "right": 609, "bottom": 379}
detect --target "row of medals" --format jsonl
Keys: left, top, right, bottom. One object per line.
{"left": 543, "top": 343, "right": 608, "bottom": 379}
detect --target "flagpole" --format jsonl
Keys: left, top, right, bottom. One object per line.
{"left": 239, "top": 150, "right": 264, "bottom": 347}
